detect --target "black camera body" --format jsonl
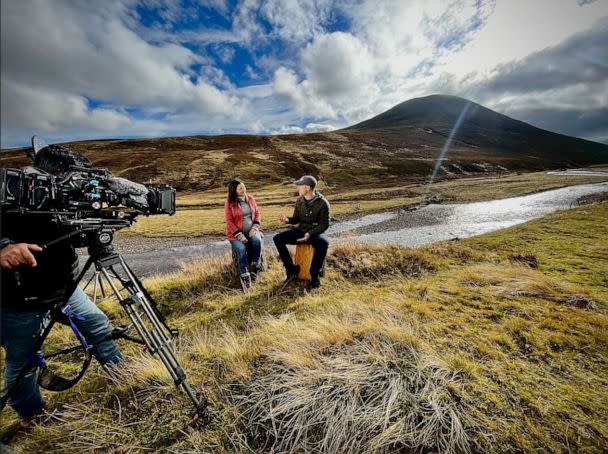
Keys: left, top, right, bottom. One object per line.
{"left": 1, "top": 166, "right": 175, "bottom": 220}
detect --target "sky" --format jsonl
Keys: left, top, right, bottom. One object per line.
{"left": 1, "top": 0, "right": 607, "bottom": 148}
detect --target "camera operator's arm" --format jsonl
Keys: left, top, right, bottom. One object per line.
{"left": 0, "top": 241, "right": 43, "bottom": 270}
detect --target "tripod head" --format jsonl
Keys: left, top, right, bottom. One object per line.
{"left": 38, "top": 214, "right": 135, "bottom": 259}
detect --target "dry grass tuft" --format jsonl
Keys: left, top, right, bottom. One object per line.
{"left": 144, "top": 252, "right": 238, "bottom": 313}
{"left": 327, "top": 242, "right": 438, "bottom": 279}
{"left": 507, "top": 251, "right": 538, "bottom": 268}
{"left": 232, "top": 335, "right": 472, "bottom": 454}
{"left": 453, "top": 263, "right": 599, "bottom": 309}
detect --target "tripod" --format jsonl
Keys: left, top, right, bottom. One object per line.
{"left": 0, "top": 227, "right": 209, "bottom": 423}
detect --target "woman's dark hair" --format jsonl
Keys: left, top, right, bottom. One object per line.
{"left": 227, "top": 178, "right": 244, "bottom": 204}
{"left": 34, "top": 144, "right": 92, "bottom": 175}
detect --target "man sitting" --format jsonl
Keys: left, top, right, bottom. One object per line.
{"left": 274, "top": 175, "right": 330, "bottom": 289}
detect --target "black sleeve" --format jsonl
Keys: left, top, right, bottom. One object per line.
{"left": 308, "top": 200, "right": 330, "bottom": 236}
{"left": 287, "top": 200, "right": 300, "bottom": 225}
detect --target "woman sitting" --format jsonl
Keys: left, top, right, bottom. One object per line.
{"left": 224, "top": 179, "right": 263, "bottom": 288}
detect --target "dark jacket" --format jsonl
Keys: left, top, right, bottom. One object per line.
{"left": 1, "top": 210, "right": 79, "bottom": 312}
{"left": 287, "top": 192, "right": 330, "bottom": 236}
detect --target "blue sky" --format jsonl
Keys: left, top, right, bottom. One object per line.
{"left": 1, "top": 0, "right": 607, "bottom": 147}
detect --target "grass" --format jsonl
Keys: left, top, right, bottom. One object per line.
{"left": 1, "top": 202, "right": 607, "bottom": 453}
{"left": 122, "top": 170, "right": 608, "bottom": 237}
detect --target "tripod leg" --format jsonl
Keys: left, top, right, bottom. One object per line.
{"left": 92, "top": 273, "right": 99, "bottom": 304}
{"left": 95, "top": 258, "right": 207, "bottom": 419}
{"left": 82, "top": 271, "right": 96, "bottom": 292}
{"left": 99, "top": 274, "right": 107, "bottom": 299}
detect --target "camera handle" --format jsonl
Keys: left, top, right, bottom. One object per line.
{"left": 0, "top": 231, "right": 209, "bottom": 424}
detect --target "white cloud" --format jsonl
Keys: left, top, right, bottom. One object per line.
{"left": 199, "top": 0, "right": 230, "bottom": 15}
{"left": 303, "top": 122, "right": 337, "bottom": 133}
{"left": 1, "top": 79, "right": 132, "bottom": 132}
{"left": 272, "top": 67, "right": 335, "bottom": 117}
{"left": 260, "top": 0, "right": 332, "bottom": 44}
{"left": 301, "top": 32, "right": 375, "bottom": 99}
{"left": 440, "top": 0, "right": 608, "bottom": 78}
{"left": 269, "top": 125, "right": 304, "bottom": 135}
{"left": 1, "top": 0, "right": 607, "bottom": 147}
{"left": 0, "top": 0, "right": 245, "bottom": 145}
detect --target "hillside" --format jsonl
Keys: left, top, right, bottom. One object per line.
{"left": 2, "top": 201, "right": 606, "bottom": 452}
{"left": 346, "top": 95, "right": 608, "bottom": 166}
{"left": 1, "top": 95, "right": 607, "bottom": 191}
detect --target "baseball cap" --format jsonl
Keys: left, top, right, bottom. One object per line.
{"left": 293, "top": 175, "right": 317, "bottom": 187}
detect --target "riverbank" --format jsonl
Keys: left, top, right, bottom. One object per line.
{"left": 106, "top": 182, "right": 608, "bottom": 278}
{"left": 120, "top": 169, "right": 608, "bottom": 238}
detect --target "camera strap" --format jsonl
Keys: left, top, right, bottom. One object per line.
{"left": 33, "top": 303, "right": 93, "bottom": 392}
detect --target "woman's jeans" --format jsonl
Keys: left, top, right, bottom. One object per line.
{"left": 230, "top": 233, "right": 261, "bottom": 276}
{"left": 0, "top": 287, "right": 122, "bottom": 418}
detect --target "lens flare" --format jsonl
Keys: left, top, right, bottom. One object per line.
{"left": 421, "top": 101, "right": 472, "bottom": 204}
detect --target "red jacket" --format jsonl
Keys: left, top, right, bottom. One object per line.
{"left": 224, "top": 195, "right": 262, "bottom": 240}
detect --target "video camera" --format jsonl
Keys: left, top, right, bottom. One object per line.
{"left": 0, "top": 138, "right": 209, "bottom": 423}
{"left": 0, "top": 136, "right": 175, "bottom": 235}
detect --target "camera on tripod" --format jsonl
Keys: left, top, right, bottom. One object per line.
{"left": 0, "top": 136, "right": 209, "bottom": 423}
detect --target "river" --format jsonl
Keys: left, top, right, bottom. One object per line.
{"left": 104, "top": 181, "right": 608, "bottom": 277}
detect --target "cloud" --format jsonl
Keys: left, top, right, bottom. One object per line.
{"left": 439, "top": 0, "right": 608, "bottom": 78}
{"left": 508, "top": 106, "right": 608, "bottom": 143}
{"left": 199, "top": 0, "right": 230, "bottom": 15}
{"left": 473, "top": 18, "right": 608, "bottom": 98}
{"left": 458, "top": 17, "right": 608, "bottom": 142}
{"left": 301, "top": 32, "right": 375, "bottom": 99}
{"left": 1, "top": 0, "right": 607, "bottom": 147}
{"left": 303, "top": 122, "right": 337, "bottom": 133}
{"left": 0, "top": 0, "right": 244, "bottom": 145}
{"left": 272, "top": 67, "right": 335, "bottom": 118}
{"left": 1, "top": 79, "right": 131, "bottom": 131}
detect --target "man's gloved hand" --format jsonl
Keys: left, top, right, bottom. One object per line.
{"left": 0, "top": 243, "right": 43, "bottom": 270}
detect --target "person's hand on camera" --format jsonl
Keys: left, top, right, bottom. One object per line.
{"left": 297, "top": 232, "right": 311, "bottom": 243}
{"left": 0, "top": 243, "right": 43, "bottom": 270}
{"left": 239, "top": 235, "right": 248, "bottom": 244}
{"left": 278, "top": 213, "right": 288, "bottom": 223}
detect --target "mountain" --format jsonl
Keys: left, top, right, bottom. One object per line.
{"left": 2, "top": 95, "right": 607, "bottom": 191}
{"left": 344, "top": 94, "right": 608, "bottom": 166}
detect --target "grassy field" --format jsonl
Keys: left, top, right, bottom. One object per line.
{"left": 123, "top": 170, "right": 608, "bottom": 237}
{"left": 2, "top": 200, "right": 606, "bottom": 452}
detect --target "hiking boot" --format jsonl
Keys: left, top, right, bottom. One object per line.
{"left": 311, "top": 276, "right": 321, "bottom": 289}
{"left": 251, "top": 261, "right": 264, "bottom": 280}
{"left": 241, "top": 273, "right": 252, "bottom": 291}
{"left": 20, "top": 406, "right": 65, "bottom": 429}
{"left": 284, "top": 265, "right": 300, "bottom": 284}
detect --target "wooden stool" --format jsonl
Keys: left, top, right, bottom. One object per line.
{"left": 294, "top": 243, "right": 314, "bottom": 281}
